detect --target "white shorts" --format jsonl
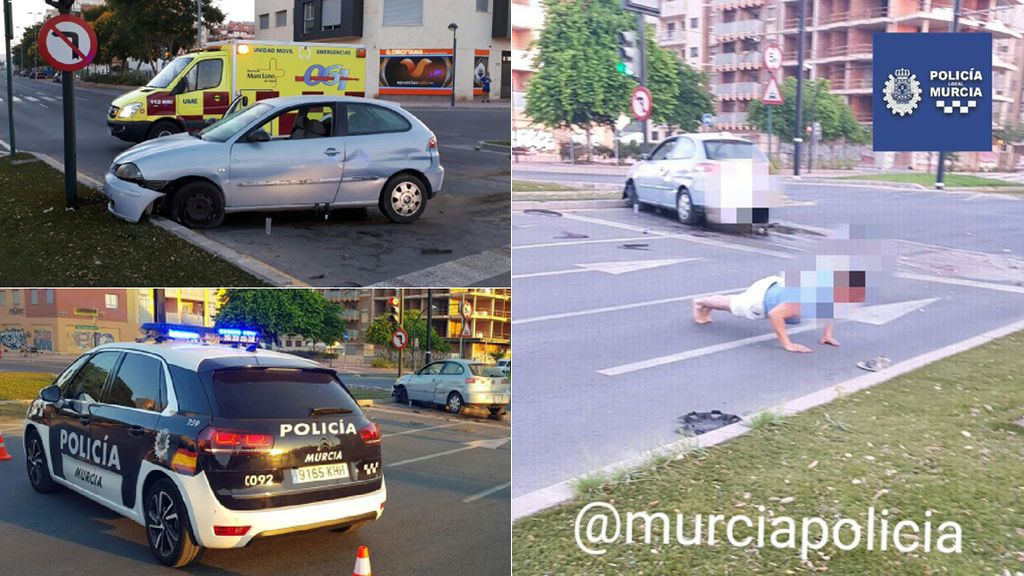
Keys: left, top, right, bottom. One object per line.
{"left": 729, "top": 275, "right": 783, "bottom": 320}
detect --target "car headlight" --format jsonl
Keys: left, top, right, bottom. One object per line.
{"left": 117, "top": 102, "right": 142, "bottom": 118}
{"left": 114, "top": 162, "right": 143, "bottom": 182}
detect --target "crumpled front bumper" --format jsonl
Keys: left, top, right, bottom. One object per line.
{"left": 103, "top": 172, "right": 165, "bottom": 223}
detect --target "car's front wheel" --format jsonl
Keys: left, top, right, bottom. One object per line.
{"left": 145, "top": 478, "right": 202, "bottom": 568}
{"left": 379, "top": 174, "right": 428, "bottom": 223}
{"left": 172, "top": 182, "right": 225, "bottom": 229}
{"left": 394, "top": 386, "right": 409, "bottom": 404}
{"left": 624, "top": 181, "right": 638, "bottom": 206}
{"left": 676, "top": 189, "right": 699, "bottom": 225}
{"left": 25, "top": 429, "right": 59, "bottom": 493}
{"left": 446, "top": 392, "right": 464, "bottom": 414}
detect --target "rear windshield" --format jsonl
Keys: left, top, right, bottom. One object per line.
{"left": 468, "top": 364, "right": 507, "bottom": 378}
{"left": 702, "top": 140, "right": 765, "bottom": 161}
{"left": 210, "top": 368, "right": 359, "bottom": 419}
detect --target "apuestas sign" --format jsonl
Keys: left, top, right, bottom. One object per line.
{"left": 391, "top": 327, "right": 409, "bottom": 350}
{"left": 38, "top": 14, "right": 97, "bottom": 72}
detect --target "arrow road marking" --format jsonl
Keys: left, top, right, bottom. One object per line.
{"left": 598, "top": 298, "right": 941, "bottom": 376}
{"left": 512, "top": 258, "right": 698, "bottom": 280}
{"left": 388, "top": 437, "right": 510, "bottom": 467}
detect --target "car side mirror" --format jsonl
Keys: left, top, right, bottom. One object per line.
{"left": 640, "top": 153, "right": 651, "bottom": 161}
{"left": 247, "top": 129, "right": 270, "bottom": 143}
{"left": 40, "top": 385, "right": 60, "bottom": 403}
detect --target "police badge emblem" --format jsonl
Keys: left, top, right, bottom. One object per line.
{"left": 883, "top": 68, "right": 921, "bottom": 116}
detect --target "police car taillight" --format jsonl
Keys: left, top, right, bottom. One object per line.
{"left": 198, "top": 427, "right": 274, "bottom": 453}
{"left": 359, "top": 423, "right": 381, "bottom": 446}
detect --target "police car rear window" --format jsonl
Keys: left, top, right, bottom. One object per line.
{"left": 210, "top": 368, "right": 359, "bottom": 419}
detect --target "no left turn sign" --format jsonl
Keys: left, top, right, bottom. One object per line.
{"left": 391, "top": 328, "right": 409, "bottom": 350}
{"left": 631, "top": 86, "right": 652, "bottom": 122}
{"left": 38, "top": 14, "right": 97, "bottom": 72}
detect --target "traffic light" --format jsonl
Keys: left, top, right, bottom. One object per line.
{"left": 387, "top": 297, "right": 400, "bottom": 326}
{"left": 617, "top": 30, "right": 638, "bottom": 78}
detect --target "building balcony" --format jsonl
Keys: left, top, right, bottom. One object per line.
{"left": 711, "top": 0, "right": 764, "bottom": 10}
{"left": 512, "top": 48, "right": 536, "bottom": 72}
{"left": 816, "top": 6, "right": 889, "bottom": 26}
{"left": 660, "top": 30, "right": 688, "bottom": 46}
{"left": 712, "top": 19, "right": 765, "bottom": 40}
{"left": 714, "top": 81, "right": 761, "bottom": 99}
{"left": 717, "top": 111, "right": 750, "bottom": 125}
{"left": 660, "top": 0, "right": 687, "bottom": 18}
{"left": 815, "top": 43, "right": 873, "bottom": 61}
{"left": 167, "top": 312, "right": 205, "bottom": 326}
{"left": 829, "top": 77, "right": 873, "bottom": 93}
{"left": 994, "top": 89, "right": 1015, "bottom": 103}
{"left": 511, "top": 1, "right": 544, "bottom": 31}
{"left": 712, "top": 51, "right": 762, "bottom": 70}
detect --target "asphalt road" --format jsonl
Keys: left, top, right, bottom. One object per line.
{"left": 0, "top": 76, "right": 511, "bottom": 287}
{"left": 511, "top": 181, "right": 1024, "bottom": 501}
{"left": 0, "top": 401, "right": 510, "bottom": 575}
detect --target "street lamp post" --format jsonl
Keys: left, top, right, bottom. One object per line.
{"left": 792, "top": 0, "right": 807, "bottom": 176}
{"left": 448, "top": 22, "right": 458, "bottom": 108}
{"left": 424, "top": 289, "right": 433, "bottom": 365}
{"left": 196, "top": 0, "right": 203, "bottom": 49}
{"left": 935, "top": 0, "right": 962, "bottom": 189}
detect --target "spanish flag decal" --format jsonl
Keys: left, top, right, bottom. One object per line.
{"left": 171, "top": 447, "right": 198, "bottom": 475}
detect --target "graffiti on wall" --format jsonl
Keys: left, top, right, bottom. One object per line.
{"left": 70, "top": 330, "right": 117, "bottom": 351}
{"left": 33, "top": 329, "right": 53, "bottom": 352}
{"left": 0, "top": 328, "right": 28, "bottom": 350}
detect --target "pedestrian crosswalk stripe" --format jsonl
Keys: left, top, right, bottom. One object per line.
{"left": 25, "top": 96, "right": 38, "bottom": 102}
{"left": 42, "top": 96, "right": 56, "bottom": 102}
{"left": 12, "top": 96, "right": 21, "bottom": 102}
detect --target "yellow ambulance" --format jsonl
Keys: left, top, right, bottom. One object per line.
{"left": 107, "top": 39, "right": 367, "bottom": 142}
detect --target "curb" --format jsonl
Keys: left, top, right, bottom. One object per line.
{"left": 513, "top": 199, "right": 625, "bottom": 211}
{"left": 356, "top": 399, "right": 374, "bottom": 408}
{"left": 511, "top": 316, "right": 1024, "bottom": 521}
{"left": 2, "top": 143, "right": 305, "bottom": 287}
{"left": 781, "top": 177, "right": 927, "bottom": 190}
{"left": 478, "top": 141, "right": 512, "bottom": 154}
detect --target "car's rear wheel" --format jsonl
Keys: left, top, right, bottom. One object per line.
{"left": 331, "top": 520, "right": 370, "bottom": 534}
{"left": 148, "top": 120, "right": 182, "bottom": 140}
{"left": 172, "top": 182, "right": 225, "bottom": 229}
{"left": 379, "top": 174, "right": 428, "bottom": 223}
{"left": 676, "top": 189, "right": 698, "bottom": 225}
{"left": 624, "top": 181, "right": 638, "bottom": 206}
{"left": 394, "top": 386, "right": 409, "bottom": 404}
{"left": 446, "top": 392, "right": 464, "bottom": 414}
{"left": 25, "top": 429, "right": 59, "bottom": 493}
{"left": 146, "top": 478, "right": 202, "bottom": 568}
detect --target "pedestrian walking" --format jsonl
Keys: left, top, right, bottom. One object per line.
{"left": 480, "top": 71, "right": 491, "bottom": 103}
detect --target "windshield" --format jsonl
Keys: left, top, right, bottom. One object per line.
{"left": 210, "top": 368, "right": 359, "bottom": 419}
{"left": 702, "top": 140, "right": 767, "bottom": 161}
{"left": 147, "top": 56, "right": 193, "bottom": 88}
{"left": 199, "top": 102, "right": 272, "bottom": 143}
{"left": 468, "top": 364, "right": 507, "bottom": 378}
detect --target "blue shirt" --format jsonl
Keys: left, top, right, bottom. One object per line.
{"left": 764, "top": 282, "right": 800, "bottom": 325}
{"left": 481, "top": 77, "right": 491, "bottom": 91}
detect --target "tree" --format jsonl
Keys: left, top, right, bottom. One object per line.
{"left": 214, "top": 290, "right": 347, "bottom": 347}
{"left": 747, "top": 77, "right": 868, "bottom": 149}
{"left": 13, "top": 23, "right": 43, "bottom": 70}
{"left": 644, "top": 33, "right": 713, "bottom": 132}
{"left": 669, "top": 63, "right": 714, "bottom": 132}
{"left": 106, "top": 0, "right": 225, "bottom": 71}
{"left": 83, "top": 5, "right": 133, "bottom": 67}
{"left": 364, "top": 307, "right": 449, "bottom": 367}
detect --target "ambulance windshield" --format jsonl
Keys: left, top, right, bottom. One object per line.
{"left": 147, "top": 56, "right": 194, "bottom": 89}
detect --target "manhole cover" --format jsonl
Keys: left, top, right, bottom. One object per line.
{"left": 677, "top": 410, "right": 741, "bottom": 436}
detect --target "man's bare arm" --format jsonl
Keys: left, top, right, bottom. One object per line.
{"left": 769, "top": 303, "right": 810, "bottom": 353}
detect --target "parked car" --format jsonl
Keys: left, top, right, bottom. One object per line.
{"left": 496, "top": 358, "right": 511, "bottom": 375}
{"left": 624, "top": 133, "right": 772, "bottom": 226}
{"left": 393, "top": 359, "right": 510, "bottom": 417}
{"left": 23, "top": 331, "right": 385, "bottom": 567}
{"left": 103, "top": 94, "right": 444, "bottom": 228}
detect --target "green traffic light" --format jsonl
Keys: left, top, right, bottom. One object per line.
{"left": 616, "top": 62, "right": 626, "bottom": 74}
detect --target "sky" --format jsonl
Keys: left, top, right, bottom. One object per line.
{"left": 2, "top": 0, "right": 255, "bottom": 41}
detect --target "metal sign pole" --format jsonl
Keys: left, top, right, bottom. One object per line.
{"left": 636, "top": 11, "right": 647, "bottom": 153}
{"left": 396, "top": 289, "right": 404, "bottom": 376}
{"left": 3, "top": 0, "right": 15, "bottom": 157}
{"left": 424, "top": 288, "right": 433, "bottom": 365}
{"left": 767, "top": 106, "right": 773, "bottom": 159}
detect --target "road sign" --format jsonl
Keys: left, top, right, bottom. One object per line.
{"left": 631, "top": 86, "right": 652, "bottom": 122}
{"left": 813, "top": 121, "right": 822, "bottom": 138}
{"left": 37, "top": 14, "right": 96, "bottom": 72}
{"left": 761, "top": 74, "right": 784, "bottom": 105}
{"left": 702, "top": 112, "right": 714, "bottom": 127}
{"left": 391, "top": 327, "right": 409, "bottom": 350}
{"left": 763, "top": 44, "right": 782, "bottom": 71}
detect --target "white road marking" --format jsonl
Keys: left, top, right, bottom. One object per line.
{"left": 369, "top": 246, "right": 510, "bottom": 287}
{"left": 512, "top": 258, "right": 698, "bottom": 280}
{"left": 562, "top": 212, "right": 795, "bottom": 258}
{"left": 462, "top": 481, "right": 511, "bottom": 503}
{"left": 389, "top": 437, "right": 509, "bottom": 467}
{"left": 897, "top": 272, "right": 1024, "bottom": 294}
{"left": 41, "top": 96, "right": 57, "bottom": 102}
{"left": 513, "top": 235, "right": 687, "bottom": 250}
{"left": 381, "top": 422, "right": 460, "bottom": 438}
{"left": 12, "top": 97, "right": 21, "bottom": 102}
{"left": 599, "top": 298, "right": 941, "bottom": 376}
{"left": 24, "top": 96, "right": 38, "bottom": 102}
{"left": 513, "top": 287, "right": 745, "bottom": 326}
{"left": 38, "top": 103, "right": 47, "bottom": 108}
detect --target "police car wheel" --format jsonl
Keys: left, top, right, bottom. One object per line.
{"left": 172, "top": 182, "right": 226, "bottom": 229}
{"left": 446, "top": 392, "right": 464, "bottom": 414}
{"left": 677, "top": 189, "right": 698, "bottom": 225}
{"left": 145, "top": 478, "right": 202, "bottom": 568}
{"left": 25, "top": 430, "right": 59, "bottom": 493}
{"left": 148, "top": 120, "right": 182, "bottom": 140}
{"left": 380, "top": 174, "right": 428, "bottom": 223}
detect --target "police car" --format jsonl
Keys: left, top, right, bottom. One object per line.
{"left": 23, "top": 325, "right": 385, "bottom": 567}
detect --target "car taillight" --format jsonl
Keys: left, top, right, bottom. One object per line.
{"left": 214, "top": 525, "right": 251, "bottom": 536}
{"left": 427, "top": 136, "right": 437, "bottom": 149}
{"left": 360, "top": 422, "right": 381, "bottom": 446}
{"left": 198, "top": 427, "right": 274, "bottom": 453}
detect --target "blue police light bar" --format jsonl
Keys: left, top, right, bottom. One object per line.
{"left": 216, "top": 327, "right": 261, "bottom": 344}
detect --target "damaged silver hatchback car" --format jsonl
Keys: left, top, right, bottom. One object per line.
{"left": 103, "top": 95, "right": 444, "bottom": 228}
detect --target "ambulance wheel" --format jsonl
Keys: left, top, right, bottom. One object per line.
{"left": 676, "top": 189, "right": 698, "bottom": 225}
{"left": 172, "top": 182, "right": 225, "bottom": 229}
{"left": 25, "top": 429, "right": 59, "bottom": 493}
{"left": 148, "top": 120, "right": 182, "bottom": 139}
{"left": 146, "top": 478, "right": 203, "bottom": 568}
{"left": 380, "top": 174, "right": 428, "bottom": 223}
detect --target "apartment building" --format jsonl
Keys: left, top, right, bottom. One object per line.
{"left": 254, "top": 0, "right": 511, "bottom": 102}
{"left": 512, "top": 0, "right": 548, "bottom": 148}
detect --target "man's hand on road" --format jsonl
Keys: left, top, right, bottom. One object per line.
{"left": 784, "top": 343, "right": 812, "bottom": 353}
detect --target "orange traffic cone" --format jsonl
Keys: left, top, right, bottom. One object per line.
{"left": 351, "top": 545, "right": 371, "bottom": 576}
{"left": 0, "top": 433, "right": 12, "bottom": 461}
